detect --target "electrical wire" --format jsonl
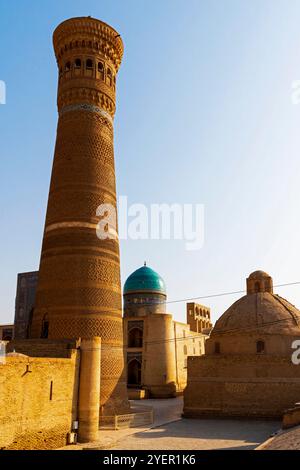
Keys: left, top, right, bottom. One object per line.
{"left": 127, "top": 280, "right": 300, "bottom": 307}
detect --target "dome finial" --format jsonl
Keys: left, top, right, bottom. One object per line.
{"left": 144, "top": 261, "right": 147, "bottom": 266}
{"left": 246, "top": 270, "right": 273, "bottom": 294}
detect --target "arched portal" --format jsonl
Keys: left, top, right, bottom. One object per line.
{"left": 127, "top": 359, "right": 142, "bottom": 387}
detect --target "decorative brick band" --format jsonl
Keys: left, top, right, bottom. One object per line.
{"left": 45, "top": 220, "right": 119, "bottom": 240}
{"left": 59, "top": 103, "right": 113, "bottom": 125}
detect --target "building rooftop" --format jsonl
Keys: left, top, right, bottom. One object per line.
{"left": 212, "top": 271, "right": 300, "bottom": 336}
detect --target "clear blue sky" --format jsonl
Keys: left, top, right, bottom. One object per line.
{"left": 1, "top": 0, "right": 300, "bottom": 325}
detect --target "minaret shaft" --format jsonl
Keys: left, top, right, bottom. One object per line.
{"left": 30, "top": 17, "right": 128, "bottom": 415}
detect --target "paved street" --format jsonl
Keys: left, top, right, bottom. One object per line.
{"left": 109, "top": 417, "right": 280, "bottom": 450}
{"left": 105, "top": 398, "right": 280, "bottom": 450}
{"left": 59, "top": 397, "right": 280, "bottom": 450}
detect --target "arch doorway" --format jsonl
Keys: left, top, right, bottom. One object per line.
{"left": 128, "top": 327, "right": 143, "bottom": 348}
{"left": 127, "top": 359, "right": 142, "bottom": 387}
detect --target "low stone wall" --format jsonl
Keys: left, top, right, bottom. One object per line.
{"left": 7, "top": 338, "right": 79, "bottom": 358}
{"left": 0, "top": 349, "right": 80, "bottom": 449}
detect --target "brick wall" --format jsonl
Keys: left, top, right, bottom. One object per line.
{"left": 0, "top": 352, "right": 80, "bottom": 449}
{"left": 173, "top": 321, "right": 206, "bottom": 392}
{"left": 184, "top": 354, "right": 300, "bottom": 418}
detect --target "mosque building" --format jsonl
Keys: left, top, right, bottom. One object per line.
{"left": 184, "top": 270, "right": 300, "bottom": 418}
{"left": 123, "top": 264, "right": 212, "bottom": 398}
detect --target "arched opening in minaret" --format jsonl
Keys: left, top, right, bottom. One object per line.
{"left": 128, "top": 327, "right": 143, "bottom": 348}
{"left": 86, "top": 59, "right": 93, "bottom": 69}
{"left": 74, "top": 58, "right": 81, "bottom": 68}
{"left": 107, "top": 67, "right": 112, "bottom": 86}
{"left": 97, "top": 61, "right": 104, "bottom": 80}
{"left": 127, "top": 359, "right": 142, "bottom": 387}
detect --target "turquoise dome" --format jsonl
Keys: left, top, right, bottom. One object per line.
{"left": 124, "top": 265, "right": 166, "bottom": 295}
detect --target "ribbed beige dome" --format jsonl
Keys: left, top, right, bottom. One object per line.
{"left": 212, "top": 292, "right": 300, "bottom": 336}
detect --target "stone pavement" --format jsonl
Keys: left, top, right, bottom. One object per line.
{"left": 108, "top": 417, "right": 280, "bottom": 450}
{"left": 74, "top": 398, "right": 181, "bottom": 449}
{"left": 59, "top": 397, "right": 182, "bottom": 450}
{"left": 60, "top": 397, "right": 280, "bottom": 450}
{"left": 257, "top": 424, "right": 300, "bottom": 450}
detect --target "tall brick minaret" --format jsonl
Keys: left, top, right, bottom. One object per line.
{"left": 30, "top": 17, "right": 128, "bottom": 415}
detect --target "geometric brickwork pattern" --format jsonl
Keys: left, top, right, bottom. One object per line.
{"left": 48, "top": 317, "right": 123, "bottom": 341}
{"left": 3, "top": 425, "right": 70, "bottom": 450}
{"left": 36, "top": 256, "right": 121, "bottom": 287}
{"left": 30, "top": 17, "right": 129, "bottom": 415}
{"left": 34, "top": 287, "right": 122, "bottom": 310}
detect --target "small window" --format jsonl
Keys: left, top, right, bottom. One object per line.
{"left": 107, "top": 68, "right": 112, "bottom": 76}
{"left": 214, "top": 342, "right": 220, "bottom": 354}
{"left": 128, "top": 327, "right": 143, "bottom": 348}
{"left": 256, "top": 340, "right": 265, "bottom": 354}
{"left": 255, "top": 282, "right": 260, "bottom": 293}
{"left": 98, "top": 62, "right": 104, "bottom": 72}
{"left": 74, "top": 58, "right": 81, "bottom": 69}
{"left": 65, "top": 62, "right": 71, "bottom": 72}
{"left": 183, "top": 345, "right": 187, "bottom": 355}
{"left": 86, "top": 59, "right": 93, "bottom": 69}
